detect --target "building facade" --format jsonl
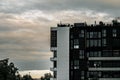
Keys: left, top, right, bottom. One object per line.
{"left": 50, "top": 20, "right": 120, "bottom": 80}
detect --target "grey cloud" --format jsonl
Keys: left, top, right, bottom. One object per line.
{"left": 0, "top": 0, "right": 120, "bottom": 16}
{"left": 0, "top": 0, "right": 119, "bottom": 71}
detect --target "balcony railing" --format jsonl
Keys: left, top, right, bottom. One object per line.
{"left": 50, "top": 57, "right": 57, "bottom": 61}
{"left": 88, "top": 78, "right": 120, "bottom": 80}
{"left": 50, "top": 47, "right": 57, "bottom": 51}
{"left": 89, "top": 57, "right": 120, "bottom": 60}
{"left": 50, "top": 78, "right": 57, "bottom": 80}
{"left": 89, "top": 67, "right": 120, "bottom": 71}
{"left": 50, "top": 67, "right": 57, "bottom": 71}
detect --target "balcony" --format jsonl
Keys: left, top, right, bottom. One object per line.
{"left": 50, "top": 78, "right": 57, "bottom": 80}
{"left": 89, "top": 57, "right": 120, "bottom": 60}
{"left": 88, "top": 78, "right": 120, "bottom": 80}
{"left": 89, "top": 68, "right": 120, "bottom": 71}
{"left": 50, "top": 47, "right": 57, "bottom": 51}
{"left": 50, "top": 57, "right": 57, "bottom": 61}
{"left": 50, "top": 67, "right": 57, "bottom": 71}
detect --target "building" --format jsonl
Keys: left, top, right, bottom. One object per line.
{"left": 50, "top": 20, "right": 120, "bottom": 80}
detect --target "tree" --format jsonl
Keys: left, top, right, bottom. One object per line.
{"left": 0, "top": 58, "right": 20, "bottom": 80}
{"left": 22, "top": 74, "right": 33, "bottom": 80}
{"left": 40, "top": 73, "right": 52, "bottom": 80}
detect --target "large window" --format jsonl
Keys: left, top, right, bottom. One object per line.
{"left": 51, "top": 30, "right": 57, "bottom": 47}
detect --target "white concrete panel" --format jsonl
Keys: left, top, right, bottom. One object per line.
{"left": 57, "top": 27, "right": 70, "bottom": 80}
{"left": 89, "top": 68, "right": 120, "bottom": 71}
{"left": 99, "top": 78, "right": 120, "bottom": 80}
{"left": 89, "top": 57, "right": 120, "bottom": 60}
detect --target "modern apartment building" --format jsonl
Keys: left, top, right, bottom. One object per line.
{"left": 50, "top": 20, "right": 120, "bottom": 80}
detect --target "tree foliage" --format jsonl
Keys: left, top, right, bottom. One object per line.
{"left": 0, "top": 58, "right": 20, "bottom": 80}
{"left": 22, "top": 74, "right": 33, "bottom": 80}
{"left": 40, "top": 73, "right": 52, "bottom": 80}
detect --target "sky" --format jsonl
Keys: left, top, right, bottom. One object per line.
{"left": 0, "top": 0, "right": 120, "bottom": 78}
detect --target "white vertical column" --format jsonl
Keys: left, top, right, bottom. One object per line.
{"left": 57, "top": 27, "right": 70, "bottom": 80}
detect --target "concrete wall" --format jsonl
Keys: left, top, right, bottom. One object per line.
{"left": 57, "top": 27, "right": 70, "bottom": 80}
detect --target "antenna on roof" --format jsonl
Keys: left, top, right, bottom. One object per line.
{"left": 60, "top": 21, "right": 62, "bottom": 24}
{"left": 94, "top": 21, "right": 96, "bottom": 26}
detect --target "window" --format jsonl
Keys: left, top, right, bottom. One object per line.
{"left": 93, "top": 61, "right": 101, "bottom": 67}
{"left": 54, "top": 61, "right": 57, "bottom": 68}
{"left": 98, "top": 32, "right": 101, "bottom": 38}
{"left": 71, "top": 40, "right": 73, "bottom": 49}
{"left": 74, "top": 60, "right": 79, "bottom": 69}
{"left": 98, "top": 40, "right": 101, "bottom": 47}
{"left": 94, "top": 40, "right": 97, "bottom": 46}
{"left": 71, "top": 34, "right": 73, "bottom": 39}
{"left": 54, "top": 71, "right": 57, "bottom": 78}
{"left": 102, "top": 50, "right": 112, "bottom": 57}
{"left": 113, "top": 50, "right": 120, "bottom": 57}
{"left": 89, "top": 32, "right": 101, "bottom": 38}
{"left": 98, "top": 51, "right": 101, "bottom": 57}
{"left": 74, "top": 39, "right": 79, "bottom": 49}
{"left": 87, "top": 52, "right": 89, "bottom": 57}
{"left": 102, "top": 39, "right": 106, "bottom": 46}
{"left": 90, "top": 40, "right": 94, "bottom": 47}
{"left": 113, "top": 29, "right": 117, "bottom": 37}
{"left": 79, "top": 50, "right": 84, "bottom": 58}
{"left": 54, "top": 51, "right": 57, "bottom": 57}
{"left": 89, "top": 51, "right": 101, "bottom": 57}
{"left": 51, "top": 31, "right": 57, "bottom": 47}
{"left": 79, "top": 30, "right": 84, "bottom": 37}
{"left": 93, "top": 32, "right": 98, "bottom": 38}
{"left": 81, "top": 71, "right": 84, "bottom": 76}
{"left": 89, "top": 39, "right": 101, "bottom": 47}
{"left": 87, "top": 40, "right": 89, "bottom": 47}
{"left": 88, "top": 71, "right": 102, "bottom": 78}
{"left": 87, "top": 32, "right": 89, "bottom": 38}
{"left": 102, "top": 29, "right": 106, "bottom": 37}
{"left": 74, "top": 45, "right": 79, "bottom": 49}
{"left": 90, "top": 32, "right": 94, "bottom": 38}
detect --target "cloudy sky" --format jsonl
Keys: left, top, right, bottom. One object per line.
{"left": 0, "top": 0, "right": 120, "bottom": 78}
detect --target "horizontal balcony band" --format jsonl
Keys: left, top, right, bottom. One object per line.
{"left": 89, "top": 57, "right": 120, "bottom": 60}
{"left": 50, "top": 47, "right": 57, "bottom": 51}
{"left": 89, "top": 68, "right": 120, "bottom": 71}
{"left": 99, "top": 78, "right": 120, "bottom": 80}
{"left": 89, "top": 78, "right": 120, "bottom": 80}
{"left": 50, "top": 67, "right": 57, "bottom": 71}
{"left": 50, "top": 57, "right": 57, "bottom": 61}
{"left": 50, "top": 78, "right": 57, "bottom": 80}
